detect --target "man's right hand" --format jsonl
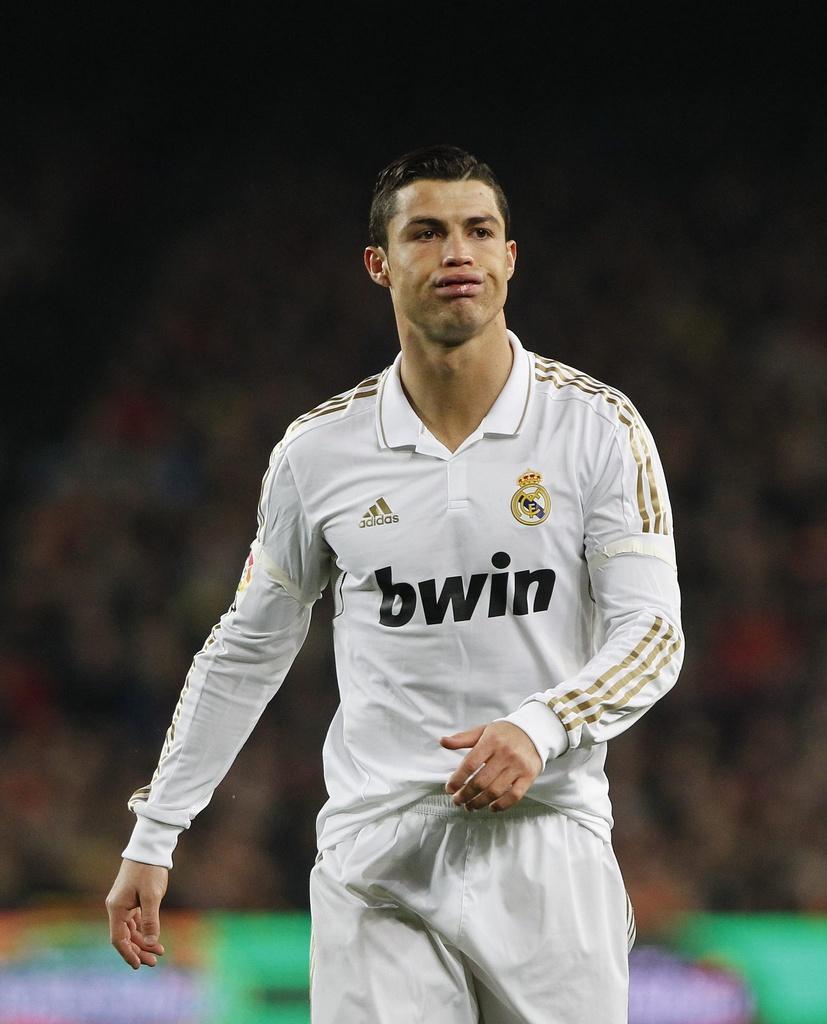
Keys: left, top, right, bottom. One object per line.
{"left": 105, "top": 858, "right": 169, "bottom": 969}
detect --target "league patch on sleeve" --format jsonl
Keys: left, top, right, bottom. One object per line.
{"left": 237, "top": 549, "right": 255, "bottom": 592}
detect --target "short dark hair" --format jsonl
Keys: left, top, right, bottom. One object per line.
{"left": 368, "top": 144, "right": 511, "bottom": 249}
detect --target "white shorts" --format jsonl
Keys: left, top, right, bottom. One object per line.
{"left": 309, "top": 792, "right": 633, "bottom": 1023}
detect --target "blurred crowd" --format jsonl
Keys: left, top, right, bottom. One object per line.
{"left": 1, "top": 127, "right": 825, "bottom": 935}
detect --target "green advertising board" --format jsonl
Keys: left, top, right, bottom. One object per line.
{"left": 677, "top": 914, "right": 827, "bottom": 1024}
{"left": 1, "top": 909, "right": 825, "bottom": 1023}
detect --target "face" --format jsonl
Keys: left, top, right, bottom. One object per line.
{"left": 365, "top": 178, "right": 516, "bottom": 347}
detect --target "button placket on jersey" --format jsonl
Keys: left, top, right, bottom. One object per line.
{"left": 446, "top": 459, "right": 469, "bottom": 511}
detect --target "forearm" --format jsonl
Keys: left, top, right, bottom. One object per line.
{"left": 503, "top": 553, "right": 683, "bottom": 762}
{"left": 123, "top": 559, "right": 312, "bottom": 867}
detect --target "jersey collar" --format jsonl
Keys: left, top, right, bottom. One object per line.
{"left": 376, "top": 329, "right": 533, "bottom": 451}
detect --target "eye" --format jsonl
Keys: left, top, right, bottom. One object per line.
{"left": 473, "top": 227, "right": 494, "bottom": 238}
{"left": 417, "top": 229, "right": 437, "bottom": 240}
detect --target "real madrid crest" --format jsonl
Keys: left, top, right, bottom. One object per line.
{"left": 511, "top": 469, "right": 551, "bottom": 526}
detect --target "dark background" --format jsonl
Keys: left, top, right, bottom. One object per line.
{"left": 1, "top": 6, "right": 825, "bottom": 934}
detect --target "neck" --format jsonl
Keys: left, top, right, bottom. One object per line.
{"left": 398, "top": 317, "right": 513, "bottom": 452}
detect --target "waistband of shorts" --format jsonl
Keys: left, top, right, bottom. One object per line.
{"left": 407, "top": 793, "right": 558, "bottom": 822}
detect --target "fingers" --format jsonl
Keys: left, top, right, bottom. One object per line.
{"left": 444, "top": 722, "right": 543, "bottom": 812}
{"left": 444, "top": 727, "right": 497, "bottom": 795}
{"left": 129, "top": 914, "right": 165, "bottom": 964}
{"left": 446, "top": 749, "right": 493, "bottom": 797}
{"left": 461, "top": 769, "right": 520, "bottom": 811}
{"left": 111, "top": 915, "right": 142, "bottom": 970}
{"left": 445, "top": 755, "right": 486, "bottom": 797}
{"left": 108, "top": 907, "right": 166, "bottom": 969}
{"left": 105, "top": 860, "right": 169, "bottom": 970}
{"left": 131, "top": 909, "right": 166, "bottom": 954}
{"left": 488, "top": 777, "right": 532, "bottom": 813}
{"left": 439, "top": 725, "right": 486, "bottom": 750}
{"left": 453, "top": 765, "right": 530, "bottom": 812}
{"left": 137, "top": 897, "right": 162, "bottom": 947}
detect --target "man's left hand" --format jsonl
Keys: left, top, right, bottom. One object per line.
{"left": 440, "top": 722, "right": 543, "bottom": 812}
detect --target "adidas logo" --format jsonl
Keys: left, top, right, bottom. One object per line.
{"left": 360, "top": 497, "right": 399, "bottom": 528}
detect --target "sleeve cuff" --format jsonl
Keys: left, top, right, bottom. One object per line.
{"left": 496, "top": 699, "right": 569, "bottom": 768}
{"left": 121, "top": 815, "right": 184, "bottom": 869}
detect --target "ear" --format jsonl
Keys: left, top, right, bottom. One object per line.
{"left": 505, "top": 239, "right": 517, "bottom": 281}
{"left": 364, "top": 246, "right": 391, "bottom": 289}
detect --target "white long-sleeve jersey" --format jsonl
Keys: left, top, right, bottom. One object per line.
{"left": 123, "top": 331, "right": 684, "bottom": 868}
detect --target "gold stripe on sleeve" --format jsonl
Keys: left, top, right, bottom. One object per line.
{"left": 291, "top": 374, "right": 381, "bottom": 419}
{"left": 298, "top": 374, "right": 382, "bottom": 417}
{"left": 559, "top": 622, "right": 673, "bottom": 726}
{"left": 127, "top": 657, "right": 201, "bottom": 808}
{"left": 534, "top": 357, "right": 667, "bottom": 534}
{"left": 289, "top": 386, "right": 379, "bottom": 430}
{"left": 552, "top": 617, "right": 663, "bottom": 722}
{"left": 564, "top": 630, "right": 683, "bottom": 730}
{"left": 259, "top": 361, "right": 386, "bottom": 521}
{"left": 553, "top": 620, "right": 682, "bottom": 733}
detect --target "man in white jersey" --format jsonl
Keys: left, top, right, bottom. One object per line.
{"left": 106, "top": 145, "right": 684, "bottom": 1022}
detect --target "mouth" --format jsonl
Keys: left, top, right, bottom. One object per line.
{"left": 434, "top": 273, "right": 484, "bottom": 298}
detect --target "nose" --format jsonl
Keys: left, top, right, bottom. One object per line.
{"left": 441, "top": 228, "right": 474, "bottom": 267}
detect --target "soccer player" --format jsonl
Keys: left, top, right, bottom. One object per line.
{"left": 106, "top": 145, "right": 684, "bottom": 1022}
